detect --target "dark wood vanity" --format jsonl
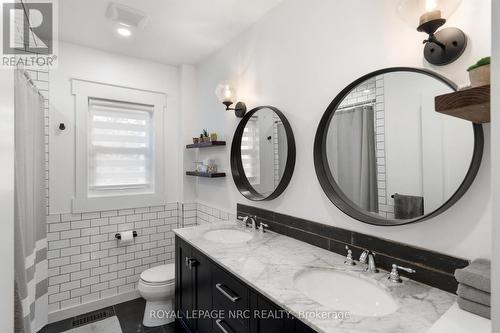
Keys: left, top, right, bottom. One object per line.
{"left": 175, "top": 236, "right": 317, "bottom": 333}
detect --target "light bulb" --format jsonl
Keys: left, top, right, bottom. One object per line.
{"left": 425, "top": 0, "right": 437, "bottom": 12}
{"left": 116, "top": 23, "right": 132, "bottom": 37}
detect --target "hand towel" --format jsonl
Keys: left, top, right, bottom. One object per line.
{"left": 457, "top": 297, "right": 490, "bottom": 319}
{"left": 393, "top": 193, "right": 424, "bottom": 219}
{"left": 457, "top": 284, "right": 490, "bottom": 306}
{"left": 454, "top": 259, "right": 491, "bottom": 293}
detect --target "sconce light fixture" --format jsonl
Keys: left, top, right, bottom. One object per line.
{"left": 397, "top": 0, "right": 466, "bottom": 66}
{"left": 215, "top": 80, "right": 247, "bottom": 118}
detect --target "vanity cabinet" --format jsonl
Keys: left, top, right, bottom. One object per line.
{"left": 175, "top": 236, "right": 317, "bottom": 333}
{"left": 176, "top": 237, "right": 213, "bottom": 333}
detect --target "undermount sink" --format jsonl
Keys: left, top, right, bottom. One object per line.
{"left": 203, "top": 228, "right": 254, "bottom": 244}
{"left": 294, "top": 269, "right": 398, "bottom": 317}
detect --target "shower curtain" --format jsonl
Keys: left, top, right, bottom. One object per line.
{"left": 329, "top": 106, "right": 378, "bottom": 213}
{"left": 14, "top": 70, "right": 48, "bottom": 333}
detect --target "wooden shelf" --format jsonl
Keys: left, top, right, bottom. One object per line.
{"left": 186, "top": 141, "right": 226, "bottom": 149}
{"left": 185, "top": 171, "right": 226, "bottom": 178}
{"left": 435, "top": 85, "right": 490, "bottom": 124}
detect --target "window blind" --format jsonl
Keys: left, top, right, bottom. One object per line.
{"left": 241, "top": 116, "right": 260, "bottom": 185}
{"left": 88, "top": 98, "right": 154, "bottom": 195}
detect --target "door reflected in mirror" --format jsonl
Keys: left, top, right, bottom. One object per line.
{"left": 320, "top": 70, "right": 481, "bottom": 224}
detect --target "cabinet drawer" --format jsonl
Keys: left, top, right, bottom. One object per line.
{"left": 212, "top": 265, "right": 249, "bottom": 329}
{"left": 212, "top": 265, "right": 249, "bottom": 308}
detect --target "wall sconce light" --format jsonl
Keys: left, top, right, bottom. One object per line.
{"left": 397, "top": 0, "right": 467, "bottom": 66}
{"left": 215, "top": 80, "right": 247, "bottom": 118}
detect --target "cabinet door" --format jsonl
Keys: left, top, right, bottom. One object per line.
{"left": 176, "top": 237, "right": 195, "bottom": 329}
{"left": 193, "top": 248, "right": 212, "bottom": 333}
{"left": 250, "top": 293, "right": 294, "bottom": 333}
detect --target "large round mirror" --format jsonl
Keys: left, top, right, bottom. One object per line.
{"left": 314, "top": 68, "right": 483, "bottom": 226}
{"left": 231, "top": 106, "right": 295, "bottom": 201}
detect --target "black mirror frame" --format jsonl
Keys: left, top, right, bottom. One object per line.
{"left": 231, "top": 106, "right": 296, "bottom": 201}
{"left": 313, "top": 67, "right": 484, "bottom": 226}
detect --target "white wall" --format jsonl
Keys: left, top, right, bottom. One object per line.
{"left": 491, "top": 0, "right": 499, "bottom": 330}
{"left": 191, "top": 0, "right": 492, "bottom": 259}
{"left": 49, "top": 42, "right": 181, "bottom": 213}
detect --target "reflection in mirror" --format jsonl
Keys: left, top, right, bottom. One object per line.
{"left": 241, "top": 108, "right": 288, "bottom": 198}
{"left": 326, "top": 71, "right": 475, "bottom": 222}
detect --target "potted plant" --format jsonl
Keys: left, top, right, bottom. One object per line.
{"left": 202, "top": 129, "right": 211, "bottom": 142}
{"left": 192, "top": 137, "right": 200, "bottom": 144}
{"left": 210, "top": 132, "right": 218, "bottom": 142}
{"left": 468, "top": 56, "right": 490, "bottom": 87}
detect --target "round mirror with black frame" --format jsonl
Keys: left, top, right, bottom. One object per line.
{"left": 231, "top": 106, "right": 296, "bottom": 201}
{"left": 314, "top": 67, "right": 484, "bottom": 226}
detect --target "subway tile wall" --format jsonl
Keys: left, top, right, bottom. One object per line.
{"left": 196, "top": 203, "right": 236, "bottom": 225}
{"left": 46, "top": 204, "right": 179, "bottom": 312}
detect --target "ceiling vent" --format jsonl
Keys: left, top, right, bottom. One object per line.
{"left": 106, "top": 2, "right": 148, "bottom": 29}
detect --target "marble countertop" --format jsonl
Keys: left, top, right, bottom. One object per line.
{"left": 174, "top": 222, "right": 456, "bottom": 333}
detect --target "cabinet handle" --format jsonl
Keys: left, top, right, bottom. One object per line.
{"left": 185, "top": 257, "right": 189, "bottom": 267}
{"left": 215, "top": 319, "right": 234, "bottom": 333}
{"left": 215, "top": 283, "right": 240, "bottom": 302}
{"left": 187, "top": 258, "right": 198, "bottom": 269}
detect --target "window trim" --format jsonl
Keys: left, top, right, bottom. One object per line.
{"left": 71, "top": 79, "right": 166, "bottom": 213}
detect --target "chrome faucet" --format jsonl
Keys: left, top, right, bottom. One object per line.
{"left": 237, "top": 215, "right": 257, "bottom": 230}
{"left": 359, "top": 250, "right": 378, "bottom": 273}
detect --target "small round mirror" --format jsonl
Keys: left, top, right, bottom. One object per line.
{"left": 231, "top": 106, "right": 295, "bottom": 201}
{"left": 314, "top": 68, "right": 483, "bottom": 226}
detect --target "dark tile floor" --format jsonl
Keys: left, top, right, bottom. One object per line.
{"left": 39, "top": 298, "right": 176, "bottom": 333}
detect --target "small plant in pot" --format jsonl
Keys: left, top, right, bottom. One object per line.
{"left": 468, "top": 57, "right": 490, "bottom": 87}
{"left": 202, "top": 129, "right": 211, "bottom": 142}
{"left": 210, "top": 132, "right": 218, "bottom": 142}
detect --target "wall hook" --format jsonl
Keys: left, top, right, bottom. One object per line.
{"left": 59, "top": 123, "right": 66, "bottom": 130}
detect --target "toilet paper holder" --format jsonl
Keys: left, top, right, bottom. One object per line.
{"left": 115, "top": 231, "right": 138, "bottom": 240}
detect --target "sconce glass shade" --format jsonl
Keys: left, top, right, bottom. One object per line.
{"left": 397, "top": 0, "right": 462, "bottom": 29}
{"left": 215, "top": 81, "right": 237, "bottom": 104}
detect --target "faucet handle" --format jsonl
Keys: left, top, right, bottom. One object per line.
{"left": 258, "top": 222, "right": 268, "bottom": 234}
{"left": 388, "top": 264, "right": 416, "bottom": 283}
{"left": 344, "top": 246, "right": 356, "bottom": 266}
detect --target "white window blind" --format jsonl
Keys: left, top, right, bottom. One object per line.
{"left": 88, "top": 98, "right": 154, "bottom": 195}
{"left": 241, "top": 116, "right": 260, "bottom": 185}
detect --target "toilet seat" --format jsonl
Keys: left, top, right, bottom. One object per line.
{"left": 140, "top": 264, "right": 175, "bottom": 285}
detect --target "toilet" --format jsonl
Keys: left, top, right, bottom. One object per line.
{"left": 138, "top": 263, "right": 175, "bottom": 327}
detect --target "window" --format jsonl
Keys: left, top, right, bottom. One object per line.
{"left": 88, "top": 98, "right": 153, "bottom": 196}
{"left": 72, "top": 80, "right": 165, "bottom": 212}
{"left": 241, "top": 116, "right": 260, "bottom": 185}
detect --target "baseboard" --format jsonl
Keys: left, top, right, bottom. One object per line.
{"left": 48, "top": 290, "right": 141, "bottom": 324}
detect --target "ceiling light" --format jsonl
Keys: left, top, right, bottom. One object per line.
{"left": 117, "top": 26, "right": 132, "bottom": 37}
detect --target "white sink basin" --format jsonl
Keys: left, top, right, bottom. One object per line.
{"left": 294, "top": 269, "right": 398, "bottom": 317}
{"left": 203, "top": 228, "right": 254, "bottom": 244}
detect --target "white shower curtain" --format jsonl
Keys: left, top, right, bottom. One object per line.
{"left": 328, "top": 106, "right": 378, "bottom": 213}
{"left": 14, "top": 70, "right": 48, "bottom": 333}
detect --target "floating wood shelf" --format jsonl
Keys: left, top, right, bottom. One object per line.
{"left": 435, "top": 85, "right": 490, "bottom": 124}
{"left": 186, "top": 141, "right": 226, "bottom": 149}
{"left": 186, "top": 171, "right": 226, "bottom": 178}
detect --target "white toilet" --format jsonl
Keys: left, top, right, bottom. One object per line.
{"left": 137, "top": 263, "right": 175, "bottom": 327}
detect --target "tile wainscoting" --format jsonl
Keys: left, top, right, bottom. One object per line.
{"left": 46, "top": 203, "right": 179, "bottom": 315}
{"left": 46, "top": 201, "right": 235, "bottom": 320}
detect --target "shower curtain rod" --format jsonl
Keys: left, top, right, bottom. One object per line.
{"left": 336, "top": 99, "right": 376, "bottom": 112}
